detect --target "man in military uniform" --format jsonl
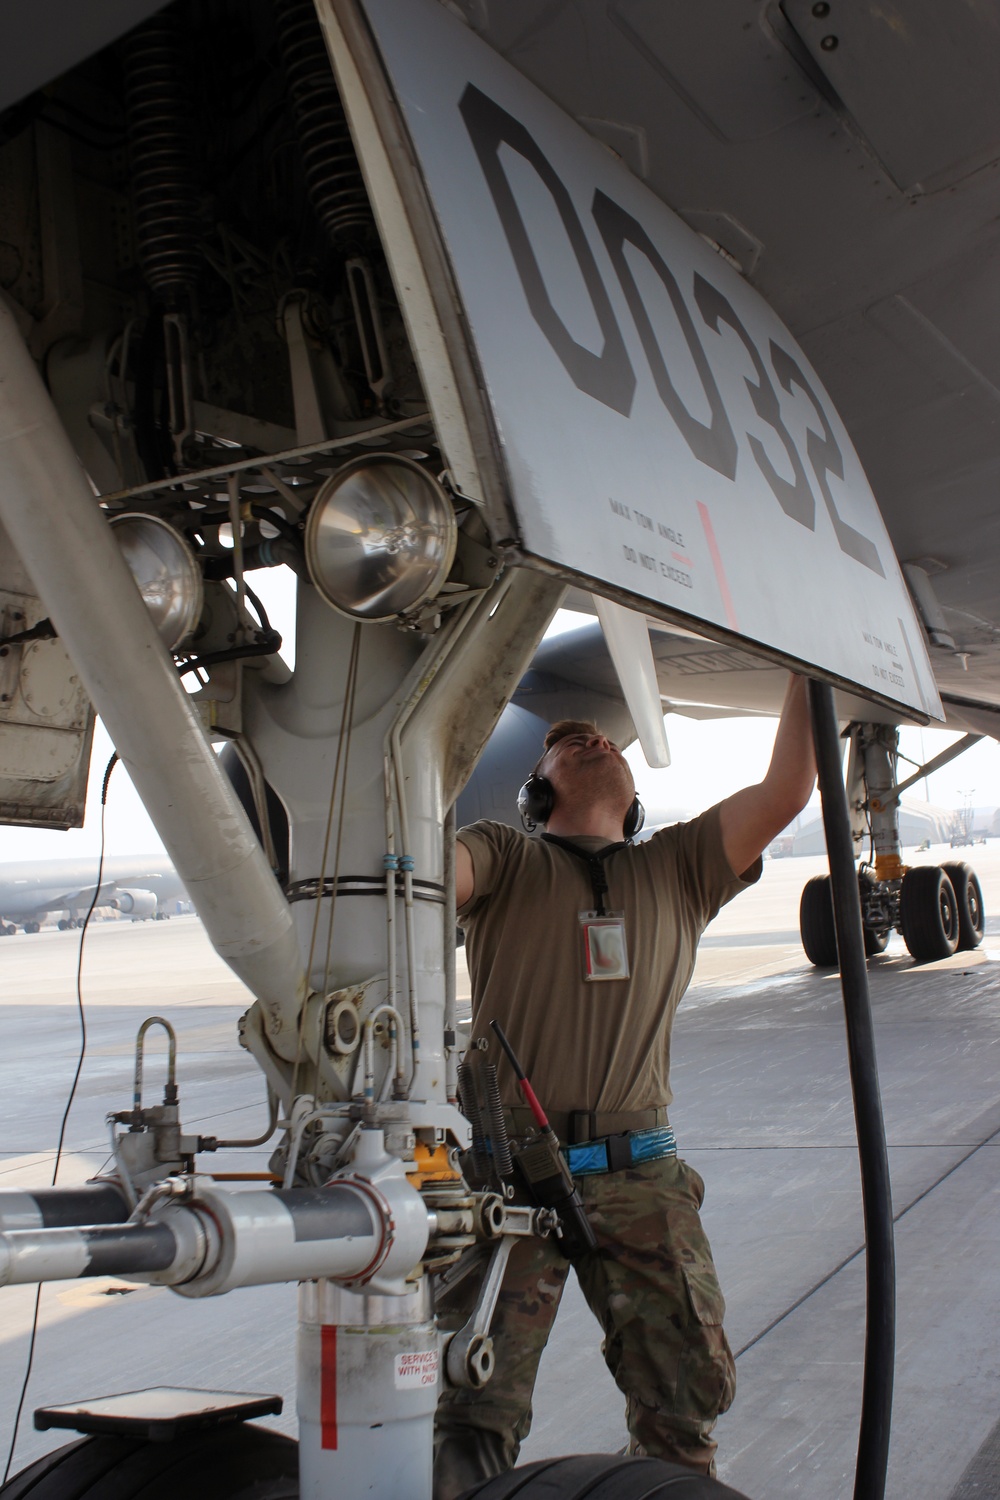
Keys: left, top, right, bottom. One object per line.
{"left": 434, "top": 675, "right": 816, "bottom": 1498}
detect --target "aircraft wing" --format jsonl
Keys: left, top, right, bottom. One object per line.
{"left": 0, "top": 859, "right": 184, "bottom": 921}
{"left": 0, "top": 878, "right": 115, "bottom": 920}
{"left": 526, "top": 619, "right": 935, "bottom": 729}
{"left": 454, "top": 617, "right": 1000, "bottom": 831}
{"left": 28, "top": 881, "right": 118, "bottom": 913}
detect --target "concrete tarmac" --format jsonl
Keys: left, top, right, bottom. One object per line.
{"left": 2, "top": 842, "right": 999, "bottom": 1497}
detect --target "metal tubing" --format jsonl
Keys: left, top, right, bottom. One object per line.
{"left": 0, "top": 1184, "right": 128, "bottom": 1232}
{"left": 0, "top": 1221, "right": 187, "bottom": 1287}
{"left": 169, "top": 1184, "right": 383, "bottom": 1295}
{"left": 443, "top": 801, "right": 458, "bottom": 1104}
{"left": 134, "top": 1016, "right": 177, "bottom": 1110}
{"left": 0, "top": 302, "right": 307, "bottom": 1058}
{"left": 863, "top": 726, "right": 902, "bottom": 869}
{"left": 808, "top": 679, "right": 895, "bottom": 1500}
{"left": 883, "top": 732, "right": 982, "bottom": 806}
{"left": 0, "top": 1173, "right": 428, "bottom": 1297}
{"left": 384, "top": 593, "right": 479, "bottom": 1091}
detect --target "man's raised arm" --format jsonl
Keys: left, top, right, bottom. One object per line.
{"left": 718, "top": 674, "right": 817, "bottom": 878}
{"left": 455, "top": 838, "right": 475, "bottom": 909}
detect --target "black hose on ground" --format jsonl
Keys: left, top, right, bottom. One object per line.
{"left": 808, "top": 678, "right": 895, "bottom": 1500}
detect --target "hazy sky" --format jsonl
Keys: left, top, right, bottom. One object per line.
{"left": 2, "top": 583, "right": 997, "bottom": 864}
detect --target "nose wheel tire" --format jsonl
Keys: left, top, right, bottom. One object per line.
{"left": 459, "top": 1455, "right": 750, "bottom": 1498}
{"left": 461, "top": 1452, "right": 749, "bottom": 1500}
{"left": 0, "top": 1427, "right": 299, "bottom": 1499}
{"left": 940, "top": 861, "right": 985, "bottom": 951}
{"left": 900, "top": 865, "right": 959, "bottom": 962}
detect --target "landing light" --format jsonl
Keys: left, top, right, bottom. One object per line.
{"left": 304, "top": 455, "right": 456, "bottom": 622}
{"left": 110, "top": 513, "right": 203, "bottom": 651}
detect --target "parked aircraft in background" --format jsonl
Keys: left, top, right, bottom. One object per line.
{"left": 0, "top": 855, "right": 186, "bottom": 933}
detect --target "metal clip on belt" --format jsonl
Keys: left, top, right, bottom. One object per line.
{"left": 565, "top": 1125, "right": 677, "bottom": 1177}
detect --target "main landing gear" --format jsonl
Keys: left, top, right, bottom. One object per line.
{"left": 800, "top": 723, "right": 986, "bottom": 967}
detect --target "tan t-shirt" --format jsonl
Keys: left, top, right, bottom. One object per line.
{"left": 457, "top": 806, "right": 759, "bottom": 1116}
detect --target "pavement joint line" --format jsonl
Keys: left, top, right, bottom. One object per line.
{"left": 733, "top": 1121, "right": 1000, "bottom": 1361}
{"left": 685, "top": 1142, "right": 1000, "bottom": 1151}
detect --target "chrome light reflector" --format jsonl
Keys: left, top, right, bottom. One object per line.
{"left": 304, "top": 455, "right": 457, "bottom": 622}
{"left": 109, "top": 512, "right": 203, "bottom": 651}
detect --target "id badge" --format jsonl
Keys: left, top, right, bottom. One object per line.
{"left": 579, "top": 911, "right": 630, "bottom": 981}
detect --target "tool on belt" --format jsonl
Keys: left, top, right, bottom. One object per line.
{"left": 489, "top": 1019, "right": 598, "bottom": 1259}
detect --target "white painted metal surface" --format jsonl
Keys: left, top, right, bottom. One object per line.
{"left": 340, "top": 0, "right": 941, "bottom": 721}
{"left": 0, "top": 301, "right": 308, "bottom": 1056}
{"left": 298, "top": 1281, "right": 438, "bottom": 1500}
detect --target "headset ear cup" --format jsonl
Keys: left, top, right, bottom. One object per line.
{"left": 624, "top": 796, "right": 644, "bottom": 839}
{"left": 517, "top": 774, "right": 555, "bottom": 831}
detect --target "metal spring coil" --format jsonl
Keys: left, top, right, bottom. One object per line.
{"left": 274, "top": 0, "right": 372, "bottom": 252}
{"left": 457, "top": 1061, "right": 489, "bottom": 1181}
{"left": 483, "top": 1063, "right": 513, "bottom": 1180}
{"left": 122, "top": 10, "right": 202, "bottom": 302}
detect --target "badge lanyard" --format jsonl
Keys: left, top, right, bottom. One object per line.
{"left": 542, "top": 835, "right": 630, "bottom": 982}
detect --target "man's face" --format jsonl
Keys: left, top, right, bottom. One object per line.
{"left": 539, "top": 730, "right": 635, "bottom": 814}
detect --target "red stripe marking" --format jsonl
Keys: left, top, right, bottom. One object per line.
{"left": 670, "top": 551, "right": 693, "bottom": 566}
{"left": 321, "top": 1324, "right": 338, "bottom": 1450}
{"left": 697, "top": 502, "right": 738, "bottom": 630}
{"left": 518, "top": 1078, "right": 549, "bottom": 1130}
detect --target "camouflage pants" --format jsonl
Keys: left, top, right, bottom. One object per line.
{"left": 433, "top": 1156, "right": 735, "bottom": 1500}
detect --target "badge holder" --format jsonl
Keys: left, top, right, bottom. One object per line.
{"left": 541, "top": 833, "right": 632, "bottom": 983}
{"left": 579, "top": 911, "right": 630, "bottom": 981}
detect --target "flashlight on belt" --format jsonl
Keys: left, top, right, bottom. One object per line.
{"left": 490, "top": 1019, "right": 597, "bottom": 1259}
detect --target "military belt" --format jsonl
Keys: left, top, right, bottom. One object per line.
{"left": 564, "top": 1125, "right": 677, "bottom": 1176}
{"left": 502, "top": 1105, "right": 670, "bottom": 1145}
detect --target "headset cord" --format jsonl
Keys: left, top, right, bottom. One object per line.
{"left": 3, "top": 751, "right": 118, "bottom": 1484}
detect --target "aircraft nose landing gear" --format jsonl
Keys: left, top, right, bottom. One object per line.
{"left": 799, "top": 722, "right": 987, "bottom": 967}
{"left": 459, "top": 1455, "right": 750, "bottom": 1498}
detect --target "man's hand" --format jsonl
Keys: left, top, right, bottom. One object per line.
{"left": 455, "top": 838, "right": 475, "bottom": 908}
{"left": 718, "top": 674, "right": 817, "bottom": 877}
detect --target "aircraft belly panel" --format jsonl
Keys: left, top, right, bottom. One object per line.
{"left": 0, "top": 528, "right": 95, "bottom": 830}
{"left": 343, "top": 0, "right": 941, "bottom": 721}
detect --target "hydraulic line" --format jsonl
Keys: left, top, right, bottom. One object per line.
{"left": 443, "top": 802, "right": 459, "bottom": 1104}
{"left": 385, "top": 586, "right": 503, "bottom": 1092}
{"left": 808, "top": 679, "right": 895, "bottom": 1500}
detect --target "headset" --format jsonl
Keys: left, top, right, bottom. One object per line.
{"left": 517, "top": 772, "right": 645, "bottom": 839}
